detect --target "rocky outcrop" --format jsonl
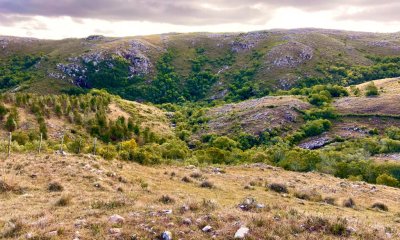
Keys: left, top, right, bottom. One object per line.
{"left": 267, "top": 41, "right": 313, "bottom": 68}
{"left": 52, "top": 39, "right": 153, "bottom": 87}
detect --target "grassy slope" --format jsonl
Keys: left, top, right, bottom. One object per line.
{"left": 0, "top": 154, "right": 398, "bottom": 239}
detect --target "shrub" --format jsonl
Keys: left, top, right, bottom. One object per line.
{"left": 55, "top": 195, "right": 72, "bottom": 206}
{"left": 376, "top": 173, "right": 399, "bottom": 187}
{"left": 0, "top": 179, "right": 21, "bottom": 193}
{"left": 371, "top": 202, "right": 388, "bottom": 211}
{"left": 302, "top": 119, "right": 332, "bottom": 137}
{"left": 365, "top": 82, "right": 379, "bottom": 96}
{"left": 385, "top": 126, "right": 400, "bottom": 140}
{"left": 48, "top": 182, "right": 64, "bottom": 192}
{"left": 342, "top": 198, "right": 355, "bottom": 208}
{"left": 211, "top": 136, "right": 238, "bottom": 151}
{"left": 294, "top": 190, "right": 322, "bottom": 202}
{"left": 200, "top": 180, "right": 214, "bottom": 189}
{"left": 329, "top": 218, "right": 349, "bottom": 236}
{"left": 268, "top": 183, "right": 288, "bottom": 193}
{"left": 323, "top": 197, "right": 336, "bottom": 205}
{"left": 181, "top": 176, "right": 192, "bottom": 183}
{"left": 190, "top": 172, "right": 202, "bottom": 179}
{"left": 159, "top": 195, "right": 175, "bottom": 204}
{"left": 308, "top": 93, "right": 331, "bottom": 106}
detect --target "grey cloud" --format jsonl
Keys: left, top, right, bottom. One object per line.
{"left": 0, "top": 0, "right": 399, "bottom": 25}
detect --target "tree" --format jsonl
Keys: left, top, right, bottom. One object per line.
{"left": 376, "top": 173, "right": 398, "bottom": 187}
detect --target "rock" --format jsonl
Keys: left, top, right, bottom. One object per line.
{"left": 162, "top": 209, "right": 173, "bottom": 215}
{"left": 109, "top": 214, "right": 125, "bottom": 224}
{"left": 202, "top": 225, "right": 212, "bottom": 232}
{"left": 182, "top": 218, "right": 192, "bottom": 225}
{"left": 25, "top": 233, "right": 34, "bottom": 239}
{"left": 74, "top": 219, "right": 87, "bottom": 228}
{"left": 234, "top": 226, "right": 250, "bottom": 239}
{"left": 161, "top": 231, "right": 172, "bottom": 240}
{"left": 109, "top": 228, "right": 122, "bottom": 235}
{"left": 46, "top": 231, "right": 58, "bottom": 237}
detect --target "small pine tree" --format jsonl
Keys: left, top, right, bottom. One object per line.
{"left": 365, "top": 82, "right": 379, "bottom": 96}
{"left": 5, "top": 115, "right": 17, "bottom": 132}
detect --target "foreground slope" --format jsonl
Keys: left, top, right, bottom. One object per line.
{"left": 0, "top": 154, "right": 399, "bottom": 239}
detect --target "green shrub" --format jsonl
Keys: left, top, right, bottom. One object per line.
{"left": 376, "top": 173, "right": 399, "bottom": 187}
{"left": 301, "top": 119, "right": 332, "bottom": 137}
{"left": 365, "top": 82, "right": 379, "bottom": 96}
{"left": 211, "top": 136, "right": 238, "bottom": 150}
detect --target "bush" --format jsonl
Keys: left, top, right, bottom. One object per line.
{"left": 48, "top": 182, "right": 64, "bottom": 192}
{"left": 200, "top": 180, "right": 214, "bottom": 189}
{"left": 268, "top": 183, "right": 288, "bottom": 193}
{"left": 323, "top": 197, "right": 336, "bottom": 205}
{"left": 302, "top": 119, "right": 332, "bottom": 137}
{"left": 55, "top": 195, "right": 72, "bottom": 206}
{"left": 159, "top": 195, "right": 175, "bottom": 204}
{"left": 211, "top": 136, "right": 238, "bottom": 151}
{"left": 376, "top": 173, "right": 399, "bottom": 187}
{"left": 371, "top": 202, "right": 388, "bottom": 211}
{"left": 365, "top": 82, "right": 379, "bottom": 96}
{"left": 343, "top": 198, "right": 355, "bottom": 208}
{"left": 294, "top": 190, "right": 322, "bottom": 202}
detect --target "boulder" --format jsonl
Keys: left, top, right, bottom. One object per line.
{"left": 108, "top": 214, "right": 125, "bottom": 224}
{"left": 234, "top": 226, "right": 249, "bottom": 239}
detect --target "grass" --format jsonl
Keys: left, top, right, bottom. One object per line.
{"left": 0, "top": 153, "right": 399, "bottom": 239}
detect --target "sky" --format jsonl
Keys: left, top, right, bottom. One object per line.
{"left": 0, "top": 0, "right": 399, "bottom": 39}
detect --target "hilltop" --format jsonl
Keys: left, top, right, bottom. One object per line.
{"left": 1, "top": 29, "right": 400, "bottom": 103}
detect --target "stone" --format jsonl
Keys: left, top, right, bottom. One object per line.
{"left": 109, "top": 214, "right": 125, "bottom": 224}
{"left": 109, "top": 228, "right": 122, "bottom": 235}
{"left": 202, "top": 225, "right": 212, "bottom": 232}
{"left": 46, "top": 231, "right": 58, "bottom": 237}
{"left": 234, "top": 226, "right": 249, "bottom": 239}
{"left": 161, "top": 231, "right": 172, "bottom": 240}
{"left": 25, "top": 233, "right": 34, "bottom": 239}
{"left": 182, "top": 218, "right": 192, "bottom": 225}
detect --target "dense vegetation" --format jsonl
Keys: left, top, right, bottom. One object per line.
{"left": 0, "top": 55, "right": 41, "bottom": 89}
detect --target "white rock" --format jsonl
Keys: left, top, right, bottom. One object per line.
{"left": 202, "top": 225, "right": 212, "bottom": 232}
{"left": 47, "top": 231, "right": 58, "bottom": 237}
{"left": 25, "top": 233, "right": 34, "bottom": 239}
{"left": 109, "top": 214, "right": 125, "bottom": 224}
{"left": 161, "top": 231, "right": 172, "bottom": 240}
{"left": 109, "top": 228, "right": 122, "bottom": 235}
{"left": 234, "top": 226, "right": 249, "bottom": 239}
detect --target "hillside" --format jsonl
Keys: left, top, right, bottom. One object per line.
{"left": 1, "top": 154, "right": 399, "bottom": 239}
{"left": 2, "top": 29, "right": 400, "bottom": 103}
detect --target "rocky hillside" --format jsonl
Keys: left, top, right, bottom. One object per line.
{"left": 1, "top": 29, "right": 400, "bottom": 103}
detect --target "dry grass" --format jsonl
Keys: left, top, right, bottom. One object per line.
{"left": 203, "top": 96, "right": 311, "bottom": 136}
{"left": 0, "top": 154, "right": 399, "bottom": 239}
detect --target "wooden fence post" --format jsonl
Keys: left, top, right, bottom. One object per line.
{"left": 93, "top": 138, "right": 97, "bottom": 155}
{"left": 60, "top": 133, "right": 64, "bottom": 153}
{"left": 38, "top": 133, "right": 43, "bottom": 154}
{"left": 7, "top": 132, "right": 11, "bottom": 158}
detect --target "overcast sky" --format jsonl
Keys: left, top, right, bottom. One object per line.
{"left": 0, "top": 0, "right": 399, "bottom": 39}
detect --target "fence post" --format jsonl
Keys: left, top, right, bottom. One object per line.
{"left": 93, "top": 138, "right": 97, "bottom": 155}
{"left": 60, "top": 133, "right": 64, "bottom": 153}
{"left": 7, "top": 132, "right": 11, "bottom": 158}
{"left": 38, "top": 133, "right": 43, "bottom": 154}
{"left": 78, "top": 138, "right": 82, "bottom": 154}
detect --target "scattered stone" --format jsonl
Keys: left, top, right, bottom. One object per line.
{"left": 161, "top": 231, "right": 172, "bottom": 240}
{"left": 109, "top": 228, "right": 122, "bottom": 235}
{"left": 109, "top": 214, "right": 125, "bottom": 224}
{"left": 202, "top": 225, "right": 213, "bottom": 232}
{"left": 46, "top": 231, "right": 58, "bottom": 237}
{"left": 234, "top": 226, "right": 250, "bottom": 239}
{"left": 74, "top": 219, "right": 87, "bottom": 228}
{"left": 25, "top": 232, "right": 34, "bottom": 239}
{"left": 182, "top": 218, "right": 192, "bottom": 225}
{"left": 162, "top": 209, "right": 173, "bottom": 215}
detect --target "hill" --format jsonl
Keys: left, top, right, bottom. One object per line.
{"left": 2, "top": 29, "right": 400, "bottom": 103}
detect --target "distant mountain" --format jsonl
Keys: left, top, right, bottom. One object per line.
{"left": 1, "top": 28, "right": 400, "bottom": 103}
